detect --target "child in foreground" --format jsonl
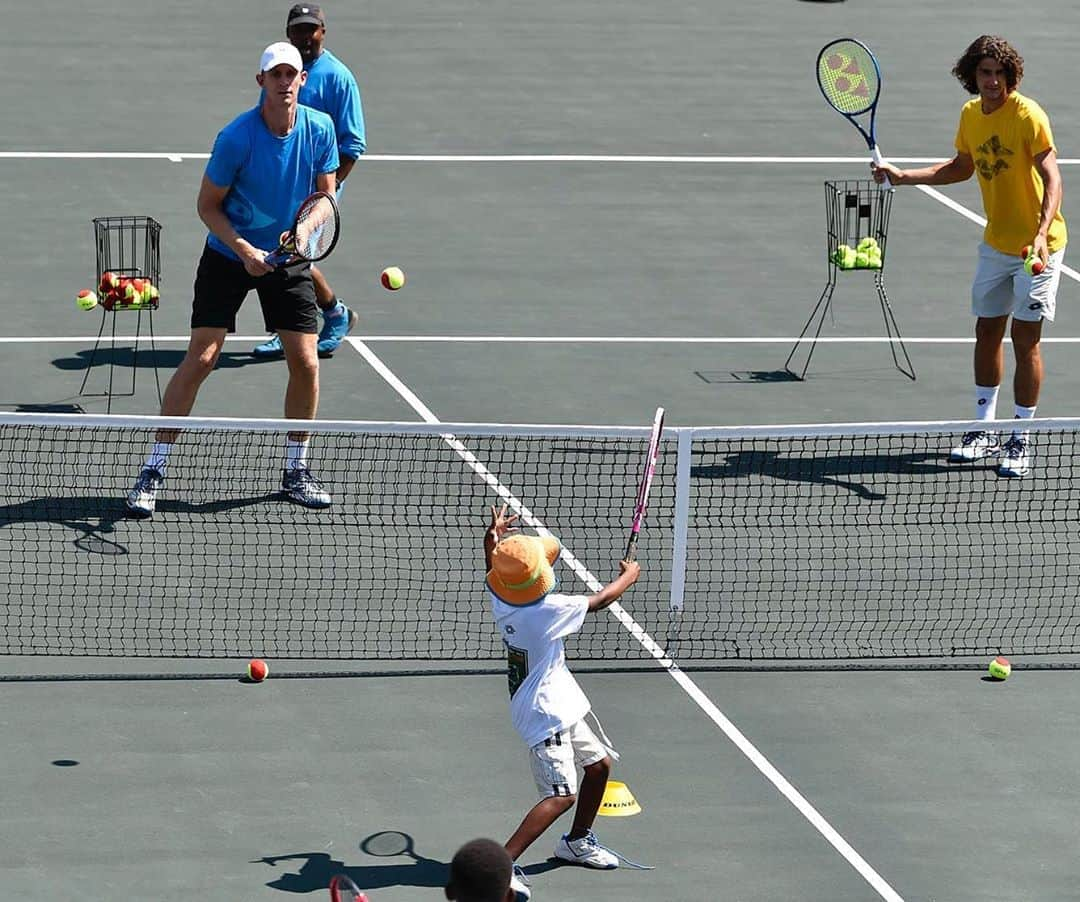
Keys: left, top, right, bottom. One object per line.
{"left": 483, "top": 504, "right": 641, "bottom": 900}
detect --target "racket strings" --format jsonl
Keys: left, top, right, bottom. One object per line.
{"left": 293, "top": 196, "right": 338, "bottom": 260}
{"left": 818, "top": 42, "right": 879, "bottom": 114}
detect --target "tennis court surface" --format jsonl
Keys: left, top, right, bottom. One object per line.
{"left": 4, "top": 0, "right": 1080, "bottom": 899}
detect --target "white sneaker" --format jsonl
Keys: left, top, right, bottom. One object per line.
{"left": 510, "top": 865, "right": 531, "bottom": 901}
{"left": 125, "top": 467, "right": 164, "bottom": 518}
{"left": 949, "top": 430, "right": 999, "bottom": 462}
{"left": 997, "top": 434, "right": 1031, "bottom": 478}
{"left": 553, "top": 830, "right": 619, "bottom": 869}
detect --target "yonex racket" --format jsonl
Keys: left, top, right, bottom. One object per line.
{"left": 817, "top": 38, "right": 892, "bottom": 189}
{"left": 265, "top": 191, "right": 341, "bottom": 266}
{"left": 328, "top": 874, "right": 368, "bottom": 902}
{"left": 624, "top": 407, "right": 665, "bottom": 562}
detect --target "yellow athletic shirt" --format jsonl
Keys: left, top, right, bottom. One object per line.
{"left": 954, "top": 91, "right": 1067, "bottom": 255}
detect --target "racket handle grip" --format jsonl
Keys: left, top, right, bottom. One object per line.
{"left": 624, "top": 534, "right": 638, "bottom": 563}
{"left": 871, "top": 145, "right": 894, "bottom": 191}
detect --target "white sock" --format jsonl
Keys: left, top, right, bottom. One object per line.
{"left": 1014, "top": 404, "right": 1036, "bottom": 441}
{"left": 285, "top": 439, "right": 308, "bottom": 472}
{"left": 144, "top": 442, "right": 171, "bottom": 475}
{"left": 975, "top": 385, "right": 999, "bottom": 421}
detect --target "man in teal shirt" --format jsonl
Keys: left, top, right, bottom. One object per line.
{"left": 254, "top": 3, "right": 367, "bottom": 359}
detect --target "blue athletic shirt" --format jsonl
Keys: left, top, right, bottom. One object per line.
{"left": 299, "top": 48, "right": 366, "bottom": 161}
{"left": 204, "top": 105, "right": 339, "bottom": 261}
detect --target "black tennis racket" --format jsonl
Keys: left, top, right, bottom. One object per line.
{"left": 624, "top": 407, "right": 665, "bottom": 562}
{"left": 328, "top": 874, "right": 368, "bottom": 902}
{"left": 265, "top": 191, "right": 341, "bottom": 266}
{"left": 817, "top": 38, "right": 892, "bottom": 189}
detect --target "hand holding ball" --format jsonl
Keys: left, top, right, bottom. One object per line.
{"left": 76, "top": 289, "right": 99, "bottom": 311}
{"left": 381, "top": 266, "right": 406, "bottom": 290}
{"left": 1022, "top": 245, "right": 1046, "bottom": 276}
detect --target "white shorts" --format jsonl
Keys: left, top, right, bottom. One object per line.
{"left": 528, "top": 718, "right": 611, "bottom": 799}
{"left": 971, "top": 242, "right": 1065, "bottom": 323}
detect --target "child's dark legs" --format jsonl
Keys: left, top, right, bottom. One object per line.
{"left": 567, "top": 756, "right": 611, "bottom": 840}
{"left": 505, "top": 795, "right": 575, "bottom": 861}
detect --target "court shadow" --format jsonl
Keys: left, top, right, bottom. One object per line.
{"left": 51, "top": 348, "right": 257, "bottom": 372}
{"left": 0, "top": 494, "right": 277, "bottom": 552}
{"left": 692, "top": 449, "right": 961, "bottom": 500}
{"left": 254, "top": 848, "right": 448, "bottom": 894}
{"left": 696, "top": 369, "right": 801, "bottom": 384}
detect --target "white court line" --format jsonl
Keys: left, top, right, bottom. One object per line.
{"left": 9, "top": 335, "right": 1080, "bottom": 344}
{"left": 3, "top": 150, "right": 1080, "bottom": 164}
{"left": 347, "top": 335, "right": 905, "bottom": 902}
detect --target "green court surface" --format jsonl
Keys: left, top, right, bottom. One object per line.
{"left": 3, "top": 0, "right": 1080, "bottom": 899}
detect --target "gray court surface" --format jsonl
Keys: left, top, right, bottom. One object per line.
{"left": 5, "top": 0, "right": 1080, "bottom": 899}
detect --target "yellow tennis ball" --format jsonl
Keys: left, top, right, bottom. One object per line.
{"left": 76, "top": 289, "right": 98, "bottom": 311}
{"left": 381, "top": 266, "right": 406, "bottom": 291}
{"left": 247, "top": 658, "right": 269, "bottom": 682}
{"left": 988, "top": 656, "right": 1011, "bottom": 680}
{"left": 855, "top": 250, "right": 870, "bottom": 268}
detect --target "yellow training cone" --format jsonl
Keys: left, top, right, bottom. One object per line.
{"left": 598, "top": 780, "right": 642, "bottom": 817}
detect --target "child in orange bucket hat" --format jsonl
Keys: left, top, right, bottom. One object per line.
{"left": 484, "top": 503, "right": 641, "bottom": 897}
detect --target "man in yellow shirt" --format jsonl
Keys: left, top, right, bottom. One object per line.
{"left": 872, "top": 35, "right": 1066, "bottom": 478}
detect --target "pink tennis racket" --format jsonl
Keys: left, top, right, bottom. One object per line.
{"left": 624, "top": 407, "right": 665, "bottom": 562}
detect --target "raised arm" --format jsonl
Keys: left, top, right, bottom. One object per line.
{"left": 871, "top": 152, "right": 975, "bottom": 188}
{"left": 483, "top": 503, "right": 520, "bottom": 571}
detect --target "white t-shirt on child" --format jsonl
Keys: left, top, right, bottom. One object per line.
{"left": 489, "top": 591, "right": 591, "bottom": 749}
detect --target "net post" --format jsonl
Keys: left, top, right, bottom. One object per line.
{"left": 669, "top": 428, "right": 692, "bottom": 612}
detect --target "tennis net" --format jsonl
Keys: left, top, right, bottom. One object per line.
{"left": 1, "top": 412, "right": 1078, "bottom": 668}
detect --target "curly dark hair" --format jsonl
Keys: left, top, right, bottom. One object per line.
{"left": 952, "top": 35, "right": 1024, "bottom": 94}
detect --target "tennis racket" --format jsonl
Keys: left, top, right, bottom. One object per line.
{"left": 816, "top": 38, "right": 892, "bottom": 189}
{"left": 328, "top": 874, "right": 368, "bottom": 902}
{"left": 624, "top": 407, "right": 665, "bottom": 562}
{"left": 265, "top": 191, "right": 341, "bottom": 266}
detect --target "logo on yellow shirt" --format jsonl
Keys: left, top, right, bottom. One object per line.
{"left": 974, "top": 135, "right": 1014, "bottom": 181}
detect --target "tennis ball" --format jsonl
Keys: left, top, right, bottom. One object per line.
{"left": 76, "top": 289, "right": 98, "bottom": 311}
{"left": 98, "top": 271, "right": 120, "bottom": 293}
{"left": 857, "top": 237, "right": 878, "bottom": 252}
{"left": 988, "top": 656, "right": 1012, "bottom": 680}
{"left": 381, "top": 266, "right": 405, "bottom": 290}
{"left": 855, "top": 250, "right": 870, "bottom": 268}
{"left": 867, "top": 252, "right": 883, "bottom": 270}
{"left": 1025, "top": 255, "right": 1045, "bottom": 276}
{"left": 1021, "top": 245, "right": 1032, "bottom": 260}
{"left": 247, "top": 659, "right": 269, "bottom": 682}
{"left": 120, "top": 281, "right": 140, "bottom": 303}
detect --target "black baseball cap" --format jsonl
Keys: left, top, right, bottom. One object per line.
{"left": 287, "top": 4, "right": 325, "bottom": 27}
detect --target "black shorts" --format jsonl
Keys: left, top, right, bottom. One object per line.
{"left": 191, "top": 244, "right": 318, "bottom": 334}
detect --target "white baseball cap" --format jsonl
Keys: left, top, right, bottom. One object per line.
{"left": 259, "top": 41, "right": 303, "bottom": 73}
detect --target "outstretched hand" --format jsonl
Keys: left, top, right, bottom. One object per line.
{"left": 489, "top": 503, "right": 520, "bottom": 541}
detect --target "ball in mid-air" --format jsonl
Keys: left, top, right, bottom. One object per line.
{"left": 247, "top": 659, "right": 269, "bottom": 682}
{"left": 76, "top": 289, "right": 98, "bottom": 311}
{"left": 988, "top": 656, "right": 1011, "bottom": 680}
{"left": 381, "top": 266, "right": 406, "bottom": 290}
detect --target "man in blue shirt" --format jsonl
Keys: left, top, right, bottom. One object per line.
{"left": 253, "top": 3, "right": 367, "bottom": 360}
{"left": 125, "top": 42, "right": 339, "bottom": 518}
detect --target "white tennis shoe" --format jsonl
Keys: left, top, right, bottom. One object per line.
{"left": 997, "top": 434, "right": 1031, "bottom": 478}
{"left": 949, "top": 430, "right": 999, "bottom": 462}
{"left": 554, "top": 830, "right": 619, "bottom": 869}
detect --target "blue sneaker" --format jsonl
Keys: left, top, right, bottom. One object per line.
{"left": 317, "top": 303, "right": 358, "bottom": 357}
{"left": 253, "top": 333, "right": 284, "bottom": 359}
